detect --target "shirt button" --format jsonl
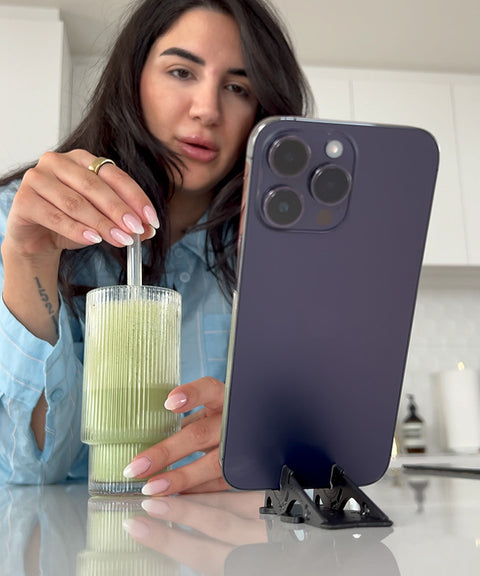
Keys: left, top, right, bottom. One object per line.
{"left": 179, "top": 272, "right": 191, "bottom": 283}
{"left": 50, "top": 389, "right": 64, "bottom": 403}
{"left": 174, "top": 248, "right": 184, "bottom": 258}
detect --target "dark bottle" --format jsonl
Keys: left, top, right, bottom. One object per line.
{"left": 402, "top": 394, "right": 426, "bottom": 454}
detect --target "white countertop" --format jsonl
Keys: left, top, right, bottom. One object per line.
{"left": 1, "top": 455, "right": 479, "bottom": 575}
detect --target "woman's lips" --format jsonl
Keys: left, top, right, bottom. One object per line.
{"left": 177, "top": 137, "right": 219, "bottom": 163}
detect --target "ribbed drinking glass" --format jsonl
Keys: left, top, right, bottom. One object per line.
{"left": 81, "top": 285, "right": 181, "bottom": 495}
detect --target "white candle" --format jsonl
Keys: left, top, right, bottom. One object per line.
{"left": 434, "top": 363, "right": 480, "bottom": 454}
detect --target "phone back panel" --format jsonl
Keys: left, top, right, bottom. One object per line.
{"left": 220, "top": 117, "right": 438, "bottom": 490}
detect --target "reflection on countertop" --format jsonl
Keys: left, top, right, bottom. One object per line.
{"left": 1, "top": 459, "right": 479, "bottom": 576}
{"left": 0, "top": 482, "right": 88, "bottom": 576}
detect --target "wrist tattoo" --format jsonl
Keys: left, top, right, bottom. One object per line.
{"left": 34, "top": 277, "right": 59, "bottom": 337}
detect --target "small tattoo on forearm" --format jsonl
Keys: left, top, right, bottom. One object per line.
{"left": 34, "top": 277, "right": 59, "bottom": 337}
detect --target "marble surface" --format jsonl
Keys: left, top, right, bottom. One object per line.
{"left": 1, "top": 458, "right": 479, "bottom": 575}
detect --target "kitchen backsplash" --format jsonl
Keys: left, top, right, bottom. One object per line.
{"left": 399, "top": 266, "right": 480, "bottom": 453}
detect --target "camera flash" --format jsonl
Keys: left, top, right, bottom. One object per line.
{"left": 325, "top": 140, "right": 344, "bottom": 159}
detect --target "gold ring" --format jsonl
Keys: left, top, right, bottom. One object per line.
{"left": 88, "top": 157, "right": 116, "bottom": 175}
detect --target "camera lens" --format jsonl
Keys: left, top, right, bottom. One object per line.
{"left": 263, "top": 187, "right": 303, "bottom": 227}
{"left": 311, "top": 165, "right": 352, "bottom": 205}
{"left": 269, "top": 136, "right": 310, "bottom": 176}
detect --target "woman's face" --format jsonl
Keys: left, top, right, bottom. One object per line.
{"left": 140, "top": 8, "right": 258, "bottom": 199}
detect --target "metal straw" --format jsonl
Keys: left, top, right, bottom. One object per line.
{"left": 127, "top": 234, "right": 142, "bottom": 286}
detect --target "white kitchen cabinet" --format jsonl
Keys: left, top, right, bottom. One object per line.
{"left": 351, "top": 74, "right": 467, "bottom": 266}
{"left": 0, "top": 7, "right": 72, "bottom": 174}
{"left": 303, "top": 66, "right": 478, "bottom": 266}
{"left": 453, "top": 82, "right": 480, "bottom": 266}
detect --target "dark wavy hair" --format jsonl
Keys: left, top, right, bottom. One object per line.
{"left": 1, "top": 0, "right": 313, "bottom": 303}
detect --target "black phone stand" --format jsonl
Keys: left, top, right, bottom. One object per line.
{"left": 259, "top": 464, "right": 392, "bottom": 530}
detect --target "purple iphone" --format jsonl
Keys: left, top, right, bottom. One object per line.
{"left": 220, "top": 116, "right": 439, "bottom": 491}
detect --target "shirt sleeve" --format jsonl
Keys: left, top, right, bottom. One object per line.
{"left": 0, "top": 294, "right": 87, "bottom": 484}
{"left": 0, "top": 183, "right": 87, "bottom": 484}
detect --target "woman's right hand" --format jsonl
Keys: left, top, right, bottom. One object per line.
{"left": 1, "top": 149, "right": 161, "bottom": 448}
{"left": 1, "top": 149, "right": 159, "bottom": 349}
{"left": 4, "top": 149, "right": 159, "bottom": 258}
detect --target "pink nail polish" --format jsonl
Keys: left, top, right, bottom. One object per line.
{"left": 83, "top": 230, "right": 102, "bottom": 244}
{"left": 111, "top": 228, "right": 134, "bottom": 246}
{"left": 143, "top": 205, "right": 160, "bottom": 229}
{"left": 164, "top": 391, "right": 188, "bottom": 410}
{"left": 144, "top": 225, "right": 157, "bottom": 240}
{"left": 123, "top": 518, "right": 150, "bottom": 540}
{"left": 141, "top": 498, "right": 170, "bottom": 516}
{"left": 123, "top": 456, "right": 152, "bottom": 479}
{"left": 123, "top": 213, "right": 145, "bottom": 234}
{"left": 142, "top": 478, "right": 171, "bottom": 496}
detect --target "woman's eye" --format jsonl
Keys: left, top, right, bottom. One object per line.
{"left": 170, "top": 68, "right": 192, "bottom": 80}
{"left": 227, "top": 83, "right": 249, "bottom": 98}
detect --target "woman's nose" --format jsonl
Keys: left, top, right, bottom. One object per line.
{"left": 189, "top": 82, "right": 221, "bottom": 126}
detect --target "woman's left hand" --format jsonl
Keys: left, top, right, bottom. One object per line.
{"left": 124, "top": 376, "right": 229, "bottom": 496}
{"left": 123, "top": 491, "right": 267, "bottom": 575}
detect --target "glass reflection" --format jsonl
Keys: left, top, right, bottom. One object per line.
{"left": 77, "top": 497, "right": 179, "bottom": 575}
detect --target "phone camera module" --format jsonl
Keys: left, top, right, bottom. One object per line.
{"left": 269, "top": 136, "right": 310, "bottom": 176}
{"left": 311, "top": 165, "right": 352, "bottom": 205}
{"left": 263, "top": 187, "right": 303, "bottom": 227}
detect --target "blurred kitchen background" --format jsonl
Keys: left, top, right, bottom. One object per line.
{"left": 1, "top": 0, "right": 480, "bottom": 455}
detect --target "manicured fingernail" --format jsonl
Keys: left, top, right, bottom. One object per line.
{"left": 142, "top": 478, "right": 171, "bottom": 496}
{"left": 123, "top": 456, "right": 152, "bottom": 479}
{"left": 144, "top": 225, "right": 156, "bottom": 240}
{"left": 164, "top": 391, "right": 188, "bottom": 410}
{"left": 111, "top": 228, "right": 134, "bottom": 245}
{"left": 83, "top": 230, "right": 102, "bottom": 244}
{"left": 123, "top": 213, "right": 145, "bottom": 234}
{"left": 143, "top": 205, "right": 160, "bottom": 229}
{"left": 123, "top": 518, "right": 150, "bottom": 540}
{"left": 142, "top": 498, "right": 170, "bottom": 516}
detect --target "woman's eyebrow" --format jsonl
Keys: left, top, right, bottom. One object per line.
{"left": 160, "top": 47, "right": 247, "bottom": 77}
{"left": 161, "top": 47, "right": 204, "bottom": 65}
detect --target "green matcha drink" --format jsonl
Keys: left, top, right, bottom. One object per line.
{"left": 81, "top": 285, "right": 182, "bottom": 495}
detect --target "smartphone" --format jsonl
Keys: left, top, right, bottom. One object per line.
{"left": 220, "top": 116, "right": 439, "bottom": 491}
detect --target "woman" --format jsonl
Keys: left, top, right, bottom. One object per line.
{"left": 0, "top": 0, "right": 312, "bottom": 494}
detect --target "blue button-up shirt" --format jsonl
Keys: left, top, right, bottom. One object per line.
{"left": 0, "top": 180, "right": 232, "bottom": 484}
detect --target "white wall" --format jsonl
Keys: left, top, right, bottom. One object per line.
{"left": 70, "top": 55, "right": 104, "bottom": 129}
{"left": 0, "top": 6, "right": 71, "bottom": 173}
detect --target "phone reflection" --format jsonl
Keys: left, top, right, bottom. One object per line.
{"left": 225, "top": 519, "right": 399, "bottom": 576}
